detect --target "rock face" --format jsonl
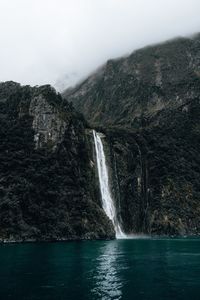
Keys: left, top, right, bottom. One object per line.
{"left": 0, "top": 81, "right": 114, "bottom": 242}
{"left": 101, "top": 102, "right": 200, "bottom": 236}
{"left": 64, "top": 34, "right": 200, "bottom": 128}
{"left": 64, "top": 34, "right": 200, "bottom": 236}
{"left": 29, "top": 94, "right": 67, "bottom": 149}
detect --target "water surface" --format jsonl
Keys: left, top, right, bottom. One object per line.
{"left": 0, "top": 238, "right": 200, "bottom": 300}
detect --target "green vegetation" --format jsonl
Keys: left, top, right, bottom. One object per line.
{"left": 0, "top": 82, "right": 114, "bottom": 241}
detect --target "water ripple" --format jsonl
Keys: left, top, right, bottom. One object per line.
{"left": 91, "top": 242, "right": 125, "bottom": 300}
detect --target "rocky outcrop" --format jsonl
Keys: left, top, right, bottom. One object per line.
{"left": 29, "top": 94, "right": 67, "bottom": 149}
{"left": 0, "top": 82, "right": 115, "bottom": 242}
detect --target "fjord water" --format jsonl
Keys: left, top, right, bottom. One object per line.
{"left": 1, "top": 239, "right": 200, "bottom": 300}
{"left": 93, "top": 130, "right": 126, "bottom": 238}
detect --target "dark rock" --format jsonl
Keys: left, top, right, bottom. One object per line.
{"left": 0, "top": 81, "right": 115, "bottom": 241}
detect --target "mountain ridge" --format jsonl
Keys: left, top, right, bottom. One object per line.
{"left": 63, "top": 34, "right": 200, "bottom": 128}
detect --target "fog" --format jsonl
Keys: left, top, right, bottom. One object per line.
{"left": 0, "top": 0, "right": 200, "bottom": 90}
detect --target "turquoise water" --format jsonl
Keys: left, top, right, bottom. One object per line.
{"left": 0, "top": 239, "right": 200, "bottom": 300}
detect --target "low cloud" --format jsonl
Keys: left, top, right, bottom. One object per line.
{"left": 0, "top": 0, "right": 200, "bottom": 90}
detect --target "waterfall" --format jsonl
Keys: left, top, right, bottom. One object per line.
{"left": 93, "top": 130, "right": 126, "bottom": 239}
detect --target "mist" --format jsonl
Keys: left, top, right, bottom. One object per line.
{"left": 0, "top": 0, "right": 200, "bottom": 91}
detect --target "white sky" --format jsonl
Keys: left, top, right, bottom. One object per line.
{"left": 0, "top": 0, "right": 200, "bottom": 90}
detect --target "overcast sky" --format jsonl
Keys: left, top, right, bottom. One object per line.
{"left": 0, "top": 0, "right": 200, "bottom": 90}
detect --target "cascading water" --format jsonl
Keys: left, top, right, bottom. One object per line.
{"left": 93, "top": 130, "right": 126, "bottom": 239}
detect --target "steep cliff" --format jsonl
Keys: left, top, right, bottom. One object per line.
{"left": 64, "top": 34, "right": 200, "bottom": 236}
{"left": 101, "top": 97, "right": 200, "bottom": 236}
{"left": 0, "top": 81, "right": 114, "bottom": 242}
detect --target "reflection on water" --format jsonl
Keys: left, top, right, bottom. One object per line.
{"left": 0, "top": 239, "right": 200, "bottom": 300}
{"left": 91, "top": 241, "right": 126, "bottom": 300}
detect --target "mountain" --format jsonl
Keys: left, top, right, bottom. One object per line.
{"left": 0, "top": 81, "right": 114, "bottom": 242}
{"left": 63, "top": 34, "right": 200, "bottom": 128}
{"left": 63, "top": 34, "right": 200, "bottom": 236}
{"left": 1, "top": 34, "right": 200, "bottom": 242}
